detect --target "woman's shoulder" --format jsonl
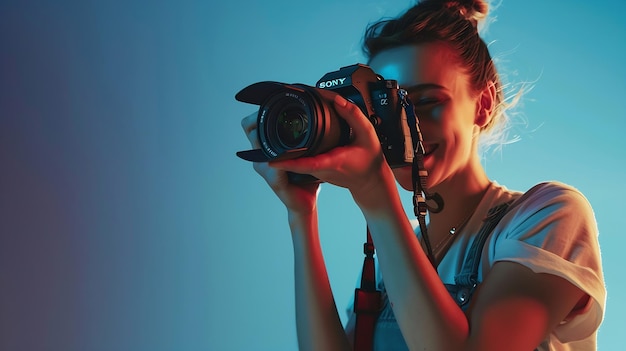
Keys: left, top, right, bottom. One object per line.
{"left": 488, "top": 180, "right": 597, "bottom": 242}
{"left": 495, "top": 181, "right": 598, "bottom": 242}
{"left": 524, "top": 181, "right": 587, "bottom": 197}
{"left": 494, "top": 180, "right": 588, "bottom": 201}
{"left": 512, "top": 181, "right": 593, "bottom": 214}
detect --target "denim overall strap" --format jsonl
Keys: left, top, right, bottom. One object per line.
{"left": 445, "top": 200, "right": 514, "bottom": 310}
{"left": 454, "top": 201, "right": 513, "bottom": 287}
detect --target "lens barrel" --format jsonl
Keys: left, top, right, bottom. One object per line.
{"left": 257, "top": 85, "right": 349, "bottom": 161}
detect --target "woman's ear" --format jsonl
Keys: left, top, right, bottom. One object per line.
{"left": 475, "top": 80, "right": 496, "bottom": 128}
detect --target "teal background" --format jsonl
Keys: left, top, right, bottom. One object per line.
{"left": 0, "top": 0, "right": 624, "bottom": 350}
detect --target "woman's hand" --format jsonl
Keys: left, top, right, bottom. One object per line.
{"left": 269, "top": 94, "right": 389, "bottom": 198}
{"left": 241, "top": 112, "right": 320, "bottom": 215}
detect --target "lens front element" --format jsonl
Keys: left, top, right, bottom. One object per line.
{"left": 276, "top": 107, "right": 309, "bottom": 148}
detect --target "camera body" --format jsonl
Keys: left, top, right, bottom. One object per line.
{"left": 236, "top": 64, "right": 414, "bottom": 173}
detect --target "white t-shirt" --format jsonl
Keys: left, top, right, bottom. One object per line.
{"left": 348, "top": 181, "right": 606, "bottom": 350}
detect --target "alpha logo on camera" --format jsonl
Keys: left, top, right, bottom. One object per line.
{"left": 318, "top": 77, "right": 347, "bottom": 89}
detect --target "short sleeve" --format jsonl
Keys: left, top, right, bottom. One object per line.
{"left": 489, "top": 182, "right": 606, "bottom": 342}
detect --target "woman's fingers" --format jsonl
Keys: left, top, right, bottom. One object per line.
{"left": 241, "top": 111, "right": 260, "bottom": 148}
{"left": 239, "top": 109, "right": 320, "bottom": 213}
{"left": 269, "top": 151, "right": 335, "bottom": 175}
{"left": 332, "top": 94, "right": 378, "bottom": 144}
{"left": 241, "top": 111, "right": 257, "bottom": 133}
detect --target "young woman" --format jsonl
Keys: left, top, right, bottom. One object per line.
{"left": 241, "top": 1, "right": 605, "bottom": 350}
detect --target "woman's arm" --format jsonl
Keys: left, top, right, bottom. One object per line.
{"left": 241, "top": 112, "right": 350, "bottom": 351}
{"left": 289, "top": 210, "right": 352, "bottom": 351}
{"left": 352, "top": 167, "right": 471, "bottom": 349}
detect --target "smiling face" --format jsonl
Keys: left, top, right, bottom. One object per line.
{"left": 369, "top": 42, "right": 487, "bottom": 191}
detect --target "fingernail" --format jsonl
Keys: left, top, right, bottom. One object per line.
{"left": 334, "top": 94, "right": 347, "bottom": 107}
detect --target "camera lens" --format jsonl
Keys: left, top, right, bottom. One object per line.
{"left": 275, "top": 106, "right": 309, "bottom": 148}
{"left": 256, "top": 84, "right": 349, "bottom": 162}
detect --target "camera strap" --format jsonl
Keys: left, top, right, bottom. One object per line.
{"left": 353, "top": 227, "right": 380, "bottom": 351}
{"left": 401, "top": 90, "right": 443, "bottom": 267}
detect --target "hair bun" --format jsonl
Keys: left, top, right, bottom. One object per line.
{"left": 425, "top": 0, "right": 489, "bottom": 27}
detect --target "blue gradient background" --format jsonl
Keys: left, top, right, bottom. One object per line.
{"left": 0, "top": 1, "right": 623, "bottom": 350}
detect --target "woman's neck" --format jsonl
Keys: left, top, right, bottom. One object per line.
{"left": 426, "top": 162, "right": 491, "bottom": 235}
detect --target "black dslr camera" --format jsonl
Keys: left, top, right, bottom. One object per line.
{"left": 236, "top": 64, "right": 416, "bottom": 181}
